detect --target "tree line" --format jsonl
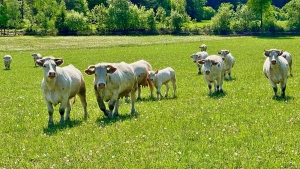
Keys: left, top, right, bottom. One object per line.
{"left": 0, "top": 0, "right": 299, "bottom": 36}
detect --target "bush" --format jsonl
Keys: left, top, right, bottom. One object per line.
{"left": 64, "top": 10, "right": 89, "bottom": 33}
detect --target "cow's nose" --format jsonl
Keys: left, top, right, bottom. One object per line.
{"left": 271, "top": 60, "right": 276, "bottom": 64}
{"left": 193, "top": 61, "right": 196, "bottom": 63}
{"left": 98, "top": 83, "right": 105, "bottom": 88}
{"left": 48, "top": 72, "right": 56, "bottom": 77}
{"left": 205, "top": 71, "right": 210, "bottom": 75}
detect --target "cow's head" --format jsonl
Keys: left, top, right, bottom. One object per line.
{"left": 148, "top": 70, "right": 158, "bottom": 81}
{"left": 85, "top": 64, "right": 117, "bottom": 90}
{"left": 199, "top": 44, "right": 207, "bottom": 51}
{"left": 200, "top": 59, "right": 219, "bottom": 75}
{"left": 36, "top": 57, "right": 63, "bottom": 79}
{"left": 218, "top": 50, "right": 230, "bottom": 60}
{"left": 264, "top": 49, "right": 283, "bottom": 65}
{"left": 190, "top": 54, "right": 198, "bottom": 62}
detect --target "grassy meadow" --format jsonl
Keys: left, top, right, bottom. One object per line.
{"left": 1, "top": 35, "right": 300, "bottom": 168}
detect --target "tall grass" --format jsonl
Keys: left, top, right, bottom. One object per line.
{"left": 0, "top": 35, "right": 300, "bottom": 168}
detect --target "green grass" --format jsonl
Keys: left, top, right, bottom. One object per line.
{"left": 1, "top": 35, "right": 300, "bottom": 168}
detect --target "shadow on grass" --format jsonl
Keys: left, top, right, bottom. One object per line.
{"left": 224, "top": 77, "right": 236, "bottom": 82}
{"left": 210, "top": 91, "right": 226, "bottom": 99}
{"left": 96, "top": 113, "right": 137, "bottom": 127}
{"left": 272, "top": 95, "right": 293, "bottom": 102}
{"left": 43, "top": 119, "right": 83, "bottom": 136}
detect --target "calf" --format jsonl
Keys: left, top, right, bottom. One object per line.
{"left": 190, "top": 51, "right": 208, "bottom": 74}
{"left": 3, "top": 55, "right": 12, "bottom": 70}
{"left": 148, "top": 67, "right": 176, "bottom": 100}
{"left": 281, "top": 51, "right": 292, "bottom": 77}
{"left": 32, "top": 53, "right": 42, "bottom": 67}
{"left": 263, "top": 49, "right": 289, "bottom": 99}
{"left": 84, "top": 62, "right": 138, "bottom": 118}
{"left": 218, "top": 50, "right": 235, "bottom": 79}
{"left": 36, "top": 57, "right": 88, "bottom": 126}
{"left": 198, "top": 55, "right": 225, "bottom": 95}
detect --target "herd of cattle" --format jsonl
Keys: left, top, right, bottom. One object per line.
{"left": 2, "top": 45, "right": 292, "bottom": 126}
{"left": 189, "top": 44, "right": 292, "bottom": 98}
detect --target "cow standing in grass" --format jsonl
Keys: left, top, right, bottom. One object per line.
{"left": 36, "top": 57, "right": 88, "bottom": 127}
{"left": 84, "top": 62, "right": 138, "bottom": 118}
{"left": 263, "top": 49, "right": 289, "bottom": 99}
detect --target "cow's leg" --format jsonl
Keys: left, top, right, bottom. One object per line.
{"left": 59, "top": 99, "right": 68, "bottom": 125}
{"left": 137, "top": 85, "right": 141, "bottom": 100}
{"left": 156, "top": 85, "right": 163, "bottom": 100}
{"left": 269, "top": 80, "right": 278, "bottom": 99}
{"left": 108, "top": 100, "right": 116, "bottom": 119}
{"left": 130, "top": 89, "right": 136, "bottom": 115}
{"left": 113, "top": 99, "right": 119, "bottom": 117}
{"left": 65, "top": 100, "right": 71, "bottom": 121}
{"left": 46, "top": 101, "right": 54, "bottom": 127}
{"left": 281, "top": 81, "right": 287, "bottom": 98}
{"left": 164, "top": 83, "right": 169, "bottom": 98}
{"left": 147, "top": 78, "right": 154, "bottom": 98}
{"left": 78, "top": 85, "right": 88, "bottom": 118}
{"left": 208, "top": 83, "right": 212, "bottom": 95}
{"left": 228, "top": 69, "right": 232, "bottom": 79}
{"left": 97, "top": 97, "right": 108, "bottom": 116}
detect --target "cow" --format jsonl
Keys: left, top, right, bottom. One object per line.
{"left": 36, "top": 57, "right": 88, "bottom": 127}
{"left": 32, "top": 53, "right": 42, "bottom": 67}
{"left": 263, "top": 49, "right": 289, "bottom": 99}
{"left": 218, "top": 50, "right": 235, "bottom": 80}
{"left": 198, "top": 55, "right": 225, "bottom": 95}
{"left": 3, "top": 55, "right": 12, "bottom": 70}
{"left": 84, "top": 62, "right": 138, "bottom": 118}
{"left": 148, "top": 67, "right": 176, "bottom": 100}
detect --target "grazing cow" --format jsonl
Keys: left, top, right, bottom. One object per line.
{"left": 263, "top": 49, "right": 289, "bottom": 99}
{"left": 36, "top": 57, "right": 88, "bottom": 126}
{"left": 32, "top": 53, "right": 42, "bottom": 67}
{"left": 3, "top": 55, "right": 12, "bottom": 70}
{"left": 281, "top": 51, "right": 292, "bottom": 77}
{"left": 84, "top": 62, "right": 138, "bottom": 118}
{"left": 148, "top": 67, "right": 176, "bottom": 100}
{"left": 190, "top": 51, "right": 208, "bottom": 74}
{"left": 128, "top": 60, "right": 154, "bottom": 99}
{"left": 199, "top": 44, "right": 207, "bottom": 52}
{"left": 218, "top": 50, "right": 235, "bottom": 79}
{"left": 198, "top": 55, "right": 225, "bottom": 95}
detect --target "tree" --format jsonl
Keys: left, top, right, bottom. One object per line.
{"left": 283, "top": 0, "right": 300, "bottom": 31}
{"left": 107, "top": 0, "right": 130, "bottom": 31}
{"left": 55, "top": 0, "right": 68, "bottom": 34}
{"left": 0, "top": 3, "right": 9, "bottom": 34}
{"left": 186, "top": 0, "right": 206, "bottom": 21}
{"left": 247, "top": 0, "right": 272, "bottom": 31}
{"left": 210, "top": 3, "right": 234, "bottom": 34}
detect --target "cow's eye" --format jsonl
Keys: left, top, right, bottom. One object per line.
{"left": 43, "top": 64, "right": 46, "bottom": 67}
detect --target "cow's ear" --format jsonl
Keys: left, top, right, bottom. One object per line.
{"left": 84, "top": 65, "right": 95, "bottom": 75}
{"left": 106, "top": 65, "right": 117, "bottom": 73}
{"left": 212, "top": 60, "right": 218, "bottom": 65}
{"left": 226, "top": 50, "right": 230, "bottom": 54}
{"left": 54, "top": 58, "right": 64, "bottom": 66}
{"left": 277, "top": 50, "right": 283, "bottom": 56}
{"left": 198, "top": 60, "right": 205, "bottom": 64}
{"left": 190, "top": 55, "right": 193, "bottom": 58}
{"left": 155, "top": 70, "right": 159, "bottom": 74}
{"left": 264, "top": 50, "right": 270, "bottom": 57}
{"left": 35, "top": 59, "right": 44, "bottom": 67}
{"left": 218, "top": 51, "right": 221, "bottom": 54}
{"left": 282, "top": 54, "right": 286, "bottom": 58}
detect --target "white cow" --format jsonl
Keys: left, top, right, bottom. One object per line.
{"left": 198, "top": 55, "right": 225, "bottom": 95}
{"left": 281, "top": 51, "right": 292, "bottom": 77}
{"left": 128, "top": 60, "right": 154, "bottom": 99}
{"left": 263, "top": 49, "right": 289, "bottom": 99}
{"left": 3, "top": 55, "right": 12, "bottom": 70}
{"left": 148, "top": 67, "right": 176, "bottom": 100}
{"left": 190, "top": 51, "right": 208, "bottom": 74}
{"left": 199, "top": 44, "right": 207, "bottom": 52}
{"left": 36, "top": 57, "right": 88, "bottom": 126}
{"left": 218, "top": 50, "right": 235, "bottom": 80}
{"left": 32, "top": 53, "right": 42, "bottom": 67}
{"left": 84, "top": 62, "right": 138, "bottom": 118}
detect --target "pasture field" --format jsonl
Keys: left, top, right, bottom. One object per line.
{"left": 1, "top": 35, "right": 300, "bottom": 168}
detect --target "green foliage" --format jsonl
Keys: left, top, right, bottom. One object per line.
{"left": 91, "top": 4, "right": 109, "bottom": 33}
{"left": 107, "top": 0, "right": 130, "bottom": 31}
{"left": 247, "top": 0, "right": 272, "bottom": 30}
{"left": 55, "top": 1, "right": 68, "bottom": 34}
{"left": 1, "top": 36, "right": 300, "bottom": 168}
{"left": 202, "top": 6, "right": 216, "bottom": 20}
{"left": 283, "top": 0, "right": 300, "bottom": 31}
{"left": 210, "top": 3, "right": 234, "bottom": 34}
{"left": 64, "top": 10, "right": 89, "bottom": 32}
